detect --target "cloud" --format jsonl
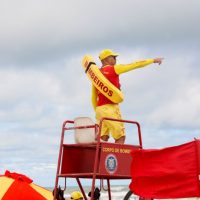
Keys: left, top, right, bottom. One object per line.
{"left": 0, "top": 0, "right": 200, "bottom": 66}
{"left": 119, "top": 49, "right": 200, "bottom": 127}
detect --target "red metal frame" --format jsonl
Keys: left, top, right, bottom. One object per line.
{"left": 54, "top": 117, "right": 143, "bottom": 200}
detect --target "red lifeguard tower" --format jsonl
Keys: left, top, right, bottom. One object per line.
{"left": 54, "top": 117, "right": 143, "bottom": 200}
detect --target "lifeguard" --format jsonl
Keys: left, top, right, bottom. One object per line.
{"left": 83, "top": 49, "right": 164, "bottom": 144}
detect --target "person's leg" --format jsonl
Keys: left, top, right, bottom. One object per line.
{"left": 109, "top": 105, "right": 125, "bottom": 143}
{"left": 115, "top": 135, "right": 125, "bottom": 144}
{"left": 101, "top": 135, "right": 109, "bottom": 141}
{"left": 96, "top": 105, "right": 110, "bottom": 141}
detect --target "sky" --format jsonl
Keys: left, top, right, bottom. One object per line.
{"left": 0, "top": 0, "right": 200, "bottom": 187}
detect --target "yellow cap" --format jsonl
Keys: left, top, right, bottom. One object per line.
{"left": 70, "top": 191, "right": 83, "bottom": 199}
{"left": 99, "top": 49, "right": 119, "bottom": 61}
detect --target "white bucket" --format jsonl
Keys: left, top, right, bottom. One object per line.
{"left": 74, "top": 117, "right": 96, "bottom": 143}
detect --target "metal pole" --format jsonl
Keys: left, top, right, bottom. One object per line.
{"left": 54, "top": 120, "right": 73, "bottom": 200}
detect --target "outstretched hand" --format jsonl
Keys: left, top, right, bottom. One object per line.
{"left": 154, "top": 57, "right": 164, "bottom": 65}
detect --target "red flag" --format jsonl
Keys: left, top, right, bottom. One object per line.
{"left": 129, "top": 139, "right": 200, "bottom": 198}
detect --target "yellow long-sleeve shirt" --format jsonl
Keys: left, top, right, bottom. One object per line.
{"left": 91, "top": 59, "right": 154, "bottom": 110}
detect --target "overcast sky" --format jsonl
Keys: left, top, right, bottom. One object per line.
{"left": 0, "top": 0, "right": 200, "bottom": 187}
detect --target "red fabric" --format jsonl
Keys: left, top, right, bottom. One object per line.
{"left": 129, "top": 139, "right": 200, "bottom": 198}
{"left": 5, "top": 170, "right": 33, "bottom": 183}
{"left": 97, "top": 65, "right": 120, "bottom": 106}
{"left": 2, "top": 179, "right": 46, "bottom": 200}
